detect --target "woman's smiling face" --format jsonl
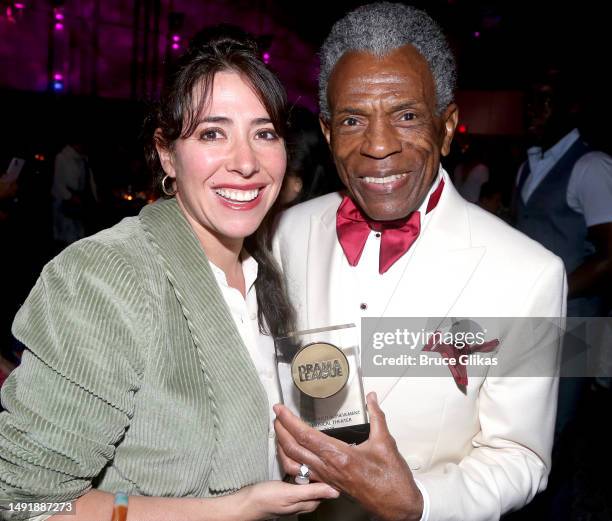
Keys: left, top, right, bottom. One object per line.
{"left": 158, "top": 70, "right": 287, "bottom": 241}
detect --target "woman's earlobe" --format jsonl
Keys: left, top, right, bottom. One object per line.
{"left": 157, "top": 148, "right": 175, "bottom": 176}
{"left": 154, "top": 129, "right": 175, "bottom": 176}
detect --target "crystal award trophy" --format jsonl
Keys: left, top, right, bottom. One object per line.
{"left": 275, "top": 323, "right": 370, "bottom": 444}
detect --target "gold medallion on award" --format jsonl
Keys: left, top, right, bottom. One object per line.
{"left": 275, "top": 323, "right": 370, "bottom": 444}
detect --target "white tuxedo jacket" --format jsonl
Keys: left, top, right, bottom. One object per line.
{"left": 273, "top": 171, "right": 566, "bottom": 521}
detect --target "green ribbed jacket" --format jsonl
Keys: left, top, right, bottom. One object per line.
{"left": 0, "top": 198, "right": 270, "bottom": 507}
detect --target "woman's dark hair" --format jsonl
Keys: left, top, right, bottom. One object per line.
{"left": 144, "top": 24, "right": 295, "bottom": 337}
{"left": 144, "top": 24, "right": 287, "bottom": 183}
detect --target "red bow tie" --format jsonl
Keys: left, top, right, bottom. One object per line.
{"left": 336, "top": 179, "right": 444, "bottom": 274}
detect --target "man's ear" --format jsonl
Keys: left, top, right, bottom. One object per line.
{"left": 155, "top": 129, "right": 176, "bottom": 178}
{"left": 319, "top": 115, "right": 332, "bottom": 149}
{"left": 440, "top": 103, "right": 459, "bottom": 157}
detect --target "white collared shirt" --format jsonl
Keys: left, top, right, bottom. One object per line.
{"left": 208, "top": 255, "right": 282, "bottom": 481}
{"left": 331, "top": 169, "right": 444, "bottom": 328}
{"left": 519, "top": 128, "right": 612, "bottom": 226}
{"left": 329, "top": 172, "right": 444, "bottom": 521}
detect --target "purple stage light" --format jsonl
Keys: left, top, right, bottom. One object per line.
{"left": 263, "top": 52, "right": 270, "bottom": 64}
{"left": 473, "top": 31, "right": 481, "bottom": 38}
{"left": 15, "top": 2, "right": 25, "bottom": 9}
{"left": 172, "top": 43, "right": 180, "bottom": 50}
{"left": 54, "top": 73, "right": 63, "bottom": 81}
{"left": 172, "top": 34, "right": 180, "bottom": 42}
{"left": 55, "top": 22, "right": 64, "bottom": 31}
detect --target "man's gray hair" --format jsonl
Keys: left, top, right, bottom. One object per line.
{"left": 319, "top": 2, "right": 456, "bottom": 119}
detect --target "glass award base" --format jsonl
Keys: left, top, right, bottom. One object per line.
{"left": 322, "top": 422, "right": 370, "bottom": 444}
{"left": 275, "top": 323, "right": 370, "bottom": 445}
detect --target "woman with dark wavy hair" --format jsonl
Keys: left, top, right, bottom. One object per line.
{"left": 0, "top": 25, "right": 337, "bottom": 520}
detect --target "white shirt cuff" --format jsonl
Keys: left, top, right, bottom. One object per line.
{"left": 414, "top": 479, "right": 430, "bottom": 521}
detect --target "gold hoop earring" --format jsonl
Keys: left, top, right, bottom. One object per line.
{"left": 161, "top": 174, "right": 177, "bottom": 197}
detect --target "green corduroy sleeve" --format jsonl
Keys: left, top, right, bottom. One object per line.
{"left": 0, "top": 240, "right": 148, "bottom": 517}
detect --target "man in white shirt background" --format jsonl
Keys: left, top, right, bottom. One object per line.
{"left": 51, "top": 137, "right": 98, "bottom": 251}
{"left": 515, "top": 67, "right": 612, "bottom": 321}
{"left": 452, "top": 136, "right": 490, "bottom": 204}
{"left": 513, "top": 66, "right": 612, "bottom": 521}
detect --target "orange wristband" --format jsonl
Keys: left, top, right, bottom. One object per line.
{"left": 111, "top": 492, "right": 128, "bottom": 521}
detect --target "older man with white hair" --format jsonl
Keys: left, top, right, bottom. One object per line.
{"left": 273, "top": 3, "right": 565, "bottom": 520}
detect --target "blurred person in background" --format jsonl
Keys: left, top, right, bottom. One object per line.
{"left": 512, "top": 66, "right": 612, "bottom": 521}
{"left": 0, "top": 168, "right": 19, "bottom": 388}
{"left": 478, "top": 180, "right": 510, "bottom": 221}
{"left": 0, "top": 155, "right": 27, "bottom": 385}
{"left": 452, "top": 134, "right": 490, "bottom": 203}
{"left": 51, "top": 133, "right": 98, "bottom": 251}
{"left": 515, "top": 67, "right": 612, "bottom": 320}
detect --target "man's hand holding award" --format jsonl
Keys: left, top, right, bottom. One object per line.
{"left": 273, "top": 392, "right": 424, "bottom": 521}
